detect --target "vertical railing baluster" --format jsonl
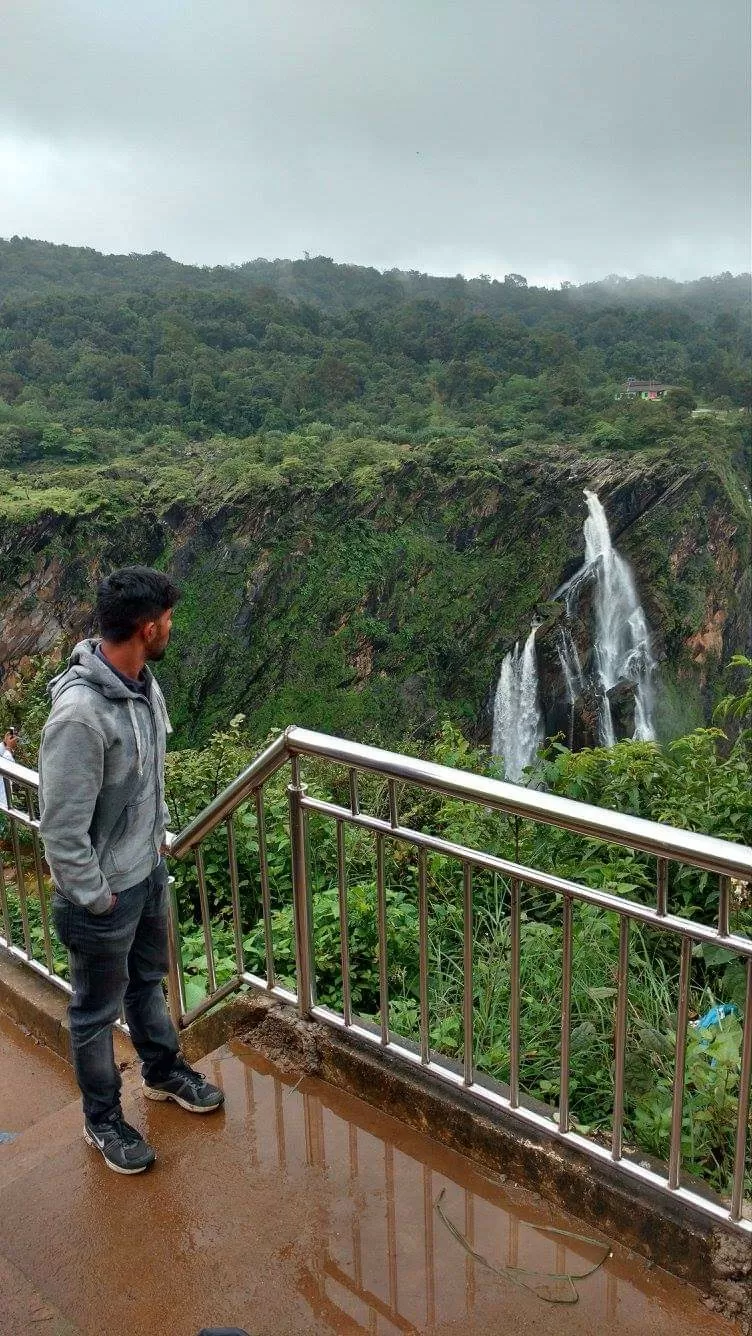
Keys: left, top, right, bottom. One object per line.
{"left": 288, "top": 759, "right": 314, "bottom": 1017}
{"left": 559, "top": 895, "right": 573, "bottom": 1133}
{"left": 349, "top": 768, "right": 360, "bottom": 816}
{"left": 718, "top": 876, "right": 730, "bottom": 938}
{"left": 509, "top": 877, "right": 521, "bottom": 1108}
{"left": 226, "top": 814, "right": 244, "bottom": 975}
{"left": 418, "top": 848, "right": 429, "bottom": 1065}
{"left": 336, "top": 818, "right": 352, "bottom": 1026}
{"left": 194, "top": 845, "right": 217, "bottom": 995}
{"left": 10, "top": 815, "right": 32, "bottom": 957}
{"left": 611, "top": 917, "right": 630, "bottom": 1160}
{"left": 254, "top": 788, "right": 275, "bottom": 989}
{"left": 166, "top": 873, "right": 187, "bottom": 1027}
{"left": 668, "top": 937, "right": 692, "bottom": 1189}
{"left": 23, "top": 782, "right": 35, "bottom": 820}
{"left": 388, "top": 779, "right": 398, "bottom": 829}
{"left": 0, "top": 766, "right": 13, "bottom": 943}
{"left": 376, "top": 834, "right": 389, "bottom": 1045}
{"left": 31, "top": 829, "right": 54, "bottom": 974}
{"left": 730, "top": 957, "right": 752, "bottom": 1222}
{"left": 0, "top": 842, "right": 12, "bottom": 945}
{"left": 656, "top": 858, "right": 668, "bottom": 916}
{"left": 463, "top": 862, "right": 474, "bottom": 1086}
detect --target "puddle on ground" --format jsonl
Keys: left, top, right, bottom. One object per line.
{"left": 201, "top": 1042, "right": 732, "bottom": 1335}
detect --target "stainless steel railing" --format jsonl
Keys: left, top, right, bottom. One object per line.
{"left": 0, "top": 756, "right": 63, "bottom": 992}
{"left": 2, "top": 727, "right": 751, "bottom": 1232}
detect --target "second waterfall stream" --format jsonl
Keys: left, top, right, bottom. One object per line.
{"left": 491, "top": 624, "right": 543, "bottom": 782}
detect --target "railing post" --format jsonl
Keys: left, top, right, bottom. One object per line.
{"left": 509, "top": 877, "right": 521, "bottom": 1109}
{"left": 288, "top": 760, "right": 315, "bottom": 1017}
{"left": 255, "top": 789, "right": 276, "bottom": 989}
{"left": 668, "top": 937, "right": 693, "bottom": 1189}
{"left": 0, "top": 839, "right": 12, "bottom": 945}
{"left": 9, "top": 816, "right": 32, "bottom": 957}
{"left": 166, "top": 874, "right": 186, "bottom": 1029}
{"left": 730, "top": 957, "right": 752, "bottom": 1221}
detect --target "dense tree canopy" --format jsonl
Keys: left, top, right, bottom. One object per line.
{"left": 0, "top": 241, "right": 749, "bottom": 476}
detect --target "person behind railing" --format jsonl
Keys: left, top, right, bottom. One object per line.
{"left": 0, "top": 727, "right": 19, "bottom": 819}
{"left": 38, "top": 566, "right": 225, "bottom": 1176}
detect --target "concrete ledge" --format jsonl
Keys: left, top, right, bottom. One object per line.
{"left": 0, "top": 948, "right": 71, "bottom": 1058}
{"left": 234, "top": 993, "right": 752, "bottom": 1333}
{"left": 0, "top": 945, "right": 132, "bottom": 1067}
{"left": 0, "top": 942, "right": 242, "bottom": 1067}
{"left": 179, "top": 993, "right": 261, "bottom": 1063}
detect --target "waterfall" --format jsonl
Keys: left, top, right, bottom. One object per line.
{"left": 570, "top": 489, "right": 657, "bottom": 745}
{"left": 491, "top": 491, "right": 656, "bottom": 774}
{"left": 556, "top": 626, "right": 584, "bottom": 748}
{"left": 492, "top": 624, "right": 543, "bottom": 782}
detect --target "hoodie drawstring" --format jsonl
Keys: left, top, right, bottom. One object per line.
{"left": 152, "top": 682, "right": 173, "bottom": 736}
{"left": 127, "top": 699, "right": 144, "bottom": 777}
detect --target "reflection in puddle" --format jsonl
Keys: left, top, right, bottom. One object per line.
{"left": 212, "top": 1046, "right": 724, "bottom": 1334}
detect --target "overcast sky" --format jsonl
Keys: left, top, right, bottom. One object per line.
{"left": 1, "top": 0, "right": 749, "bottom": 284}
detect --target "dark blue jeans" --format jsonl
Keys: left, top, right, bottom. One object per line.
{"left": 53, "top": 863, "right": 179, "bottom": 1123}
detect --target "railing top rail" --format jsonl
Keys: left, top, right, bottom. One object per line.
{"left": 5, "top": 726, "right": 752, "bottom": 881}
{"left": 0, "top": 756, "right": 40, "bottom": 787}
{"left": 167, "top": 730, "right": 289, "bottom": 857}
{"left": 285, "top": 727, "right": 752, "bottom": 881}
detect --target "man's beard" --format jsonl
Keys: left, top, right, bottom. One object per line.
{"left": 147, "top": 640, "right": 169, "bottom": 662}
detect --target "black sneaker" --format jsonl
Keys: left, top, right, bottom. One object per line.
{"left": 84, "top": 1111, "right": 156, "bottom": 1174}
{"left": 143, "top": 1057, "right": 225, "bottom": 1113}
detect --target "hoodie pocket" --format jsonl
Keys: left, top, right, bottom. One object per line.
{"left": 107, "top": 794, "right": 153, "bottom": 874}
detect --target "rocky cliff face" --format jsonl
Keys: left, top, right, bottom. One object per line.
{"left": 1, "top": 445, "right": 749, "bottom": 749}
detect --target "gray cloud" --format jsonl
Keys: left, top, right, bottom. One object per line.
{"left": 1, "top": 0, "right": 749, "bottom": 282}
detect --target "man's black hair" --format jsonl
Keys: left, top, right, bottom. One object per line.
{"left": 96, "top": 566, "right": 181, "bottom": 643}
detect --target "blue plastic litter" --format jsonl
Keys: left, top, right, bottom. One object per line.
{"left": 692, "top": 1003, "right": 739, "bottom": 1031}
{"left": 0, "top": 1130, "right": 18, "bottom": 1144}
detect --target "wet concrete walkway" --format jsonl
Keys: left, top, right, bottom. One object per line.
{"left": 0, "top": 1022, "right": 736, "bottom": 1336}
{"left": 0, "top": 1008, "right": 76, "bottom": 1134}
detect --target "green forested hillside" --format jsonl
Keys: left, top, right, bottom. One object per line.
{"left": 0, "top": 239, "right": 749, "bottom": 751}
{"left": 0, "top": 238, "right": 750, "bottom": 471}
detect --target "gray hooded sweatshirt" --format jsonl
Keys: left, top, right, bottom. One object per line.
{"left": 39, "top": 639, "right": 172, "bottom": 914}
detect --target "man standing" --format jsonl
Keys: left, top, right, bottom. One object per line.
{"left": 39, "top": 566, "right": 223, "bottom": 1175}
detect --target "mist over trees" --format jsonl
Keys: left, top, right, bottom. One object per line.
{"left": 0, "top": 238, "right": 749, "bottom": 474}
